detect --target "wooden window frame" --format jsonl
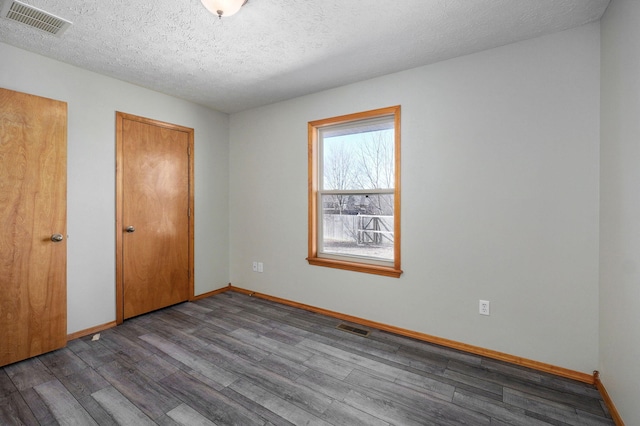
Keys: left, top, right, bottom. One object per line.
{"left": 307, "top": 106, "right": 402, "bottom": 278}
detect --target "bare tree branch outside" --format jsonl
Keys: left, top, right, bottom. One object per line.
{"left": 321, "top": 125, "right": 395, "bottom": 261}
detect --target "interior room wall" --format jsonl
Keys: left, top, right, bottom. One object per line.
{"left": 229, "top": 23, "right": 601, "bottom": 374}
{"left": 600, "top": 0, "right": 640, "bottom": 424}
{"left": 0, "top": 42, "right": 230, "bottom": 334}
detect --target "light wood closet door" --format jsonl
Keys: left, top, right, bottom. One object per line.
{"left": 0, "top": 88, "right": 67, "bottom": 366}
{"left": 116, "top": 113, "right": 194, "bottom": 321}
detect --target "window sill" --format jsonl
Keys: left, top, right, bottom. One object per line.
{"left": 307, "top": 256, "right": 402, "bottom": 278}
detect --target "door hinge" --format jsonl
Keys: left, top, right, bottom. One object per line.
{"left": 188, "top": 270, "right": 191, "bottom": 278}
{"left": 187, "top": 146, "right": 191, "bottom": 156}
{"left": 188, "top": 207, "right": 191, "bottom": 217}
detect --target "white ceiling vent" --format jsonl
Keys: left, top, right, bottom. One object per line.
{"left": 0, "top": 0, "right": 71, "bottom": 36}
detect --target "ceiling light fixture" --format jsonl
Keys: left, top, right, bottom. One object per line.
{"left": 200, "top": 0, "right": 248, "bottom": 19}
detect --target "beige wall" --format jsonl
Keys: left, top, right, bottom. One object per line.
{"left": 600, "top": 0, "right": 640, "bottom": 423}
{"left": 229, "top": 24, "right": 601, "bottom": 373}
{"left": 0, "top": 42, "right": 230, "bottom": 333}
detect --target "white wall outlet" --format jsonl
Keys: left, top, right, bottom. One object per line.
{"left": 479, "top": 300, "right": 490, "bottom": 316}
{"left": 257, "top": 262, "right": 264, "bottom": 273}
{"left": 252, "top": 261, "right": 258, "bottom": 272}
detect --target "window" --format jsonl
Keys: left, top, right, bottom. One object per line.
{"left": 308, "top": 106, "right": 402, "bottom": 277}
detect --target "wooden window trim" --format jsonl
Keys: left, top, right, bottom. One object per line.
{"left": 307, "top": 106, "right": 402, "bottom": 278}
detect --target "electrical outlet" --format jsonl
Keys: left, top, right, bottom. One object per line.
{"left": 479, "top": 300, "right": 490, "bottom": 316}
{"left": 252, "top": 261, "right": 258, "bottom": 272}
{"left": 257, "top": 262, "right": 264, "bottom": 273}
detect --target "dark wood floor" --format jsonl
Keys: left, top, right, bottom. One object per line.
{"left": 0, "top": 292, "right": 614, "bottom": 425}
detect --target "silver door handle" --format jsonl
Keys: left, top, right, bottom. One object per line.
{"left": 51, "top": 233, "right": 64, "bottom": 242}
{"left": 125, "top": 226, "right": 135, "bottom": 233}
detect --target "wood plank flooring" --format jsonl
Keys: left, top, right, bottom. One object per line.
{"left": 0, "top": 292, "right": 614, "bottom": 425}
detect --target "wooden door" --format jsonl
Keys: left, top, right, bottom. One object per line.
{"left": 0, "top": 88, "right": 67, "bottom": 366}
{"left": 116, "top": 113, "right": 193, "bottom": 321}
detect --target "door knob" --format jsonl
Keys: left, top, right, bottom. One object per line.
{"left": 51, "top": 233, "right": 64, "bottom": 242}
{"left": 125, "top": 226, "right": 135, "bottom": 233}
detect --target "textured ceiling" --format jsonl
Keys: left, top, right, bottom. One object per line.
{"left": 0, "top": 0, "right": 610, "bottom": 113}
